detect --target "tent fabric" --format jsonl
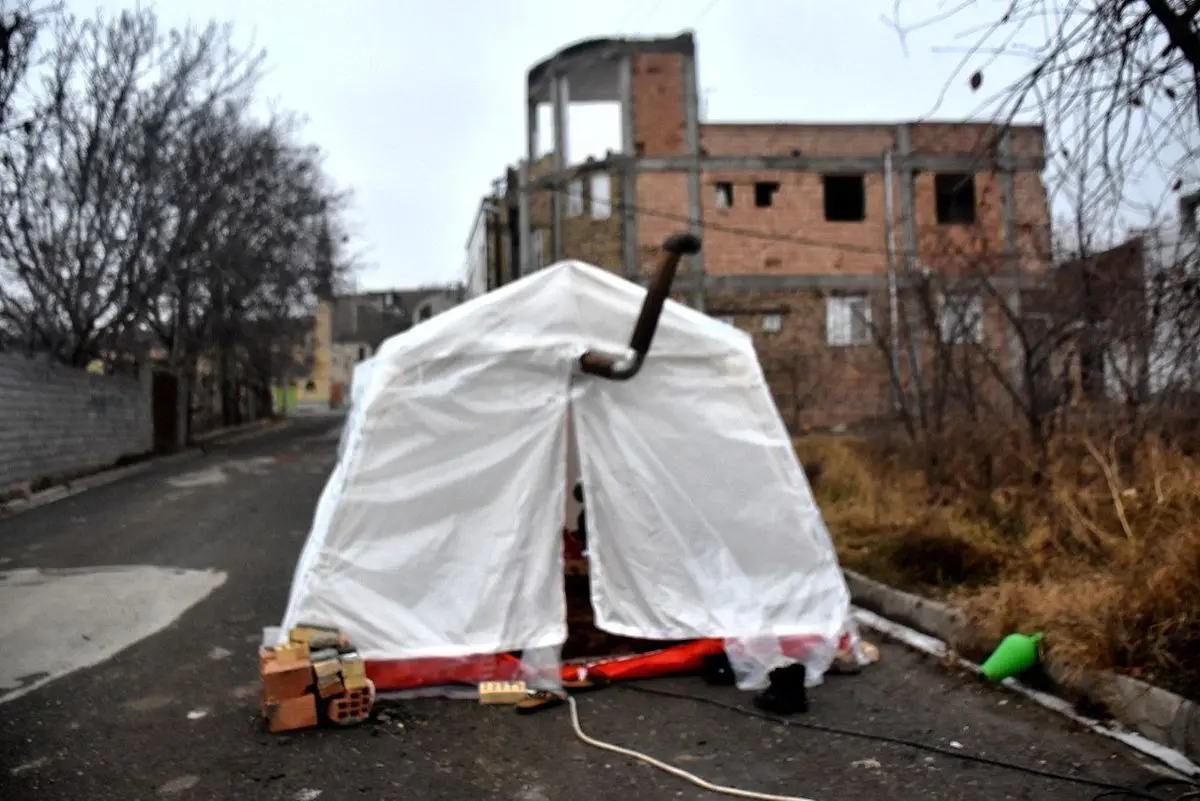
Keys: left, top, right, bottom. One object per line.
{"left": 337, "top": 357, "right": 377, "bottom": 459}
{"left": 280, "top": 260, "right": 851, "bottom": 672}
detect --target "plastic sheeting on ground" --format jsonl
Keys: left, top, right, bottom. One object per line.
{"left": 280, "top": 259, "right": 853, "bottom": 690}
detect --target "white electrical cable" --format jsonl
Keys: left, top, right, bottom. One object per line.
{"left": 566, "top": 696, "right": 821, "bottom": 801}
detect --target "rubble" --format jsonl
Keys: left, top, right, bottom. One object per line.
{"left": 258, "top": 625, "right": 375, "bottom": 733}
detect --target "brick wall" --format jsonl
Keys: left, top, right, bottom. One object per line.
{"left": 632, "top": 52, "right": 690, "bottom": 263}
{"left": 0, "top": 355, "right": 152, "bottom": 492}
{"left": 496, "top": 158, "right": 623, "bottom": 283}
{"left": 708, "top": 289, "right": 895, "bottom": 430}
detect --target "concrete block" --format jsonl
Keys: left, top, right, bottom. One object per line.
{"left": 843, "top": 570, "right": 963, "bottom": 644}
{"left": 845, "top": 568, "right": 1200, "bottom": 763}
{"left": 1104, "top": 673, "right": 1200, "bottom": 762}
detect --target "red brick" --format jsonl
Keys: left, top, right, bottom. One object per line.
{"left": 265, "top": 693, "right": 318, "bottom": 733}
{"left": 262, "top": 659, "right": 312, "bottom": 701}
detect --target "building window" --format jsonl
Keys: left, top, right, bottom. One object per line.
{"left": 754, "top": 181, "right": 780, "bottom": 208}
{"left": 305, "top": 379, "right": 317, "bottom": 391}
{"left": 762, "top": 313, "right": 782, "bottom": 333}
{"left": 357, "top": 346, "right": 367, "bottom": 361}
{"left": 417, "top": 304, "right": 433, "bottom": 322}
{"left": 826, "top": 294, "right": 872, "bottom": 346}
{"left": 935, "top": 173, "right": 976, "bottom": 224}
{"left": 714, "top": 182, "right": 733, "bottom": 209}
{"left": 938, "top": 293, "right": 984, "bottom": 343}
{"left": 590, "top": 174, "right": 612, "bottom": 219}
{"left": 567, "top": 180, "right": 584, "bottom": 217}
{"left": 823, "top": 174, "right": 865, "bottom": 222}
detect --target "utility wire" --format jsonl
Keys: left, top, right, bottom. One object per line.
{"left": 693, "top": 0, "right": 724, "bottom": 26}
{"left": 616, "top": 682, "right": 1197, "bottom": 801}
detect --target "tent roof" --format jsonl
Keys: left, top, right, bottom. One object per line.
{"left": 372, "top": 260, "right": 754, "bottom": 368}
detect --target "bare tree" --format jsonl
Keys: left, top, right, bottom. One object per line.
{"left": 891, "top": 1, "right": 1200, "bottom": 240}
{"left": 0, "top": 1, "right": 54, "bottom": 130}
{"left": 0, "top": 10, "right": 262, "bottom": 365}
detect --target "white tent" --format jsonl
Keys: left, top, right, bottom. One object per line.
{"left": 281, "top": 260, "right": 852, "bottom": 687}
{"left": 337, "top": 356, "right": 377, "bottom": 460}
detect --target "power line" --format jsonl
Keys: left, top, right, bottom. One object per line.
{"left": 693, "top": 0, "right": 724, "bottom": 26}
{"left": 617, "top": 683, "right": 1194, "bottom": 801}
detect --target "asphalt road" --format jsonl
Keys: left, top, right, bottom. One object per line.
{"left": 0, "top": 417, "right": 1178, "bottom": 801}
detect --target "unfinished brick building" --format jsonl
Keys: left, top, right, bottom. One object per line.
{"left": 475, "top": 31, "right": 1052, "bottom": 431}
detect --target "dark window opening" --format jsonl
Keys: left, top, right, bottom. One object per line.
{"left": 823, "top": 174, "right": 865, "bottom": 222}
{"left": 304, "top": 380, "right": 316, "bottom": 391}
{"left": 714, "top": 182, "right": 733, "bottom": 209}
{"left": 754, "top": 181, "right": 780, "bottom": 208}
{"left": 635, "top": 141, "right": 646, "bottom": 156}
{"left": 935, "top": 173, "right": 976, "bottom": 224}
{"left": 357, "top": 346, "right": 366, "bottom": 361}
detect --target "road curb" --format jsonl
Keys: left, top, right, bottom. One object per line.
{"left": 844, "top": 568, "right": 1200, "bottom": 764}
{"left": 0, "top": 419, "right": 287, "bottom": 520}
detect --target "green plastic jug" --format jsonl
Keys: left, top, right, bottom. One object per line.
{"left": 979, "top": 632, "right": 1043, "bottom": 681}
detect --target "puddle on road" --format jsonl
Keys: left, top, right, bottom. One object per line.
{"left": 126, "top": 694, "right": 174, "bottom": 712}
{"left": 158, "top": 775, "right": 200, "bottom": 795}
{"left": 167, "top": 457, "right": 278, "bottom": 489}
{"left": 0, "top": 566, "right": 227, "bottom": 705}
{"left": 10, "top": 756, "right": 51, "bottom": 777}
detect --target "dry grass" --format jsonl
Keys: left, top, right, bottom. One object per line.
{"left": 797, "top": 431, "right": 1200, "bottom": 700}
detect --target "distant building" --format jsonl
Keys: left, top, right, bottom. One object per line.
{"left": 279, "top": 284, "right": 466, "bottom": 411}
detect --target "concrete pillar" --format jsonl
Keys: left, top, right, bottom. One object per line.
{"left": 519, "top": 96, "right": 538, "bottom": 278}
{"left": 550, "top": 74, "right": 569, "bottom": 263}
{"left": 618, "top": 55, "right": 639, "bottom": 280}
{"left": 895, "top": 124, "right": 925, "bottom": 399}
{"left": 518, "top": 159, "right": 531, "bottom": 278}
{"left": 998, "top": 130, "right": 1024, "bottom": 398}
{"left": 681, "top": 50, "right": 705, "bottom": 311}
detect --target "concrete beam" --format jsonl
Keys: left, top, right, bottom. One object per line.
{"left": 625, "top": 153, "right": 1046, "bottom": 174}
{"left": 637, "top": 271, "right": 1043, "bottom": 295}
{"left": 527, "top": 33, "right": 695, "bottom": 104}
{"left": 526, "top": 159, "right": 617, "bottom": 191}
{"left": 523, "top": 150, "right": 1047, "bottom": 191}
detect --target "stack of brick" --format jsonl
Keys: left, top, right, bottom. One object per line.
{"left": 259, "top": 625, "right": 375, "bottom": 733}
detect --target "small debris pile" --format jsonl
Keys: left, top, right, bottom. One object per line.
{"left": 259, "top": 625, "right": 375, "bottom": 733}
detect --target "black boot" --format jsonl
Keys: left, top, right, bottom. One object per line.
{"left": 700, "top": 653, "right": 736, "bottom": 686}
{"left": 753, "top": 663, "right": 808, "bottom": 716}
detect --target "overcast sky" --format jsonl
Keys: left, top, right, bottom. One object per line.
{"left": 65, "top": 1, "right": 1134, "bottom": 289}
